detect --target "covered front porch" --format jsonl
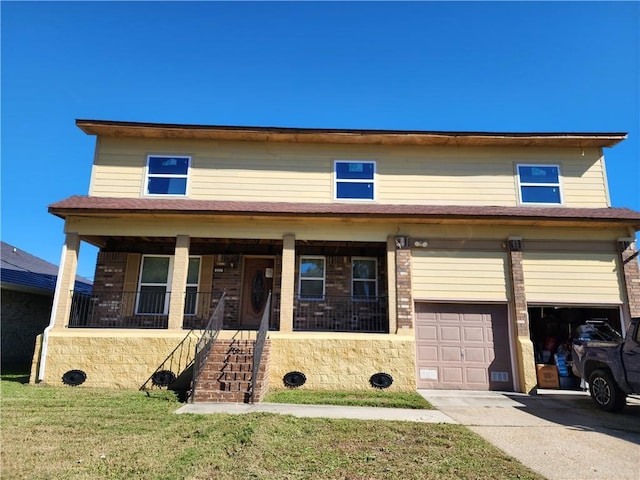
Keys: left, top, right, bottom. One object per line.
{"left": 59, "top": 234, "right": 393, "bottom": 334}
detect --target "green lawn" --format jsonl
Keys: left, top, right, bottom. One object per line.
{"left": 264, "top": 388, "right": 433, "bottom": 409}
{"left": 1, "top": 375, "right": 544, "bottom": 480}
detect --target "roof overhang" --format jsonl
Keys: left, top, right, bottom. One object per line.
{"left": 49, "top": 196, "right": 640, "bottom": 231}
{"left": 76, "top": 119, "right": 627, "bottom": 148}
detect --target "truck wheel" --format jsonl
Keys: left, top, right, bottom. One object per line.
{"left": 588, "top": 369, "right": 627, "bottom": 412}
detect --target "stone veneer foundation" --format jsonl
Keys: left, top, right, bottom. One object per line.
{"left": 31, "top": 331, "right": 416, "bottom": 393}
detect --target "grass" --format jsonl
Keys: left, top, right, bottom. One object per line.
{"left": 1, "top": 373, "right": 544, "bottom": 480}
{"left": 263, "top": 389, "right": 433, "bottom": 409}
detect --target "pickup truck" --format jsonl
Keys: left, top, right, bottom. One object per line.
{"left": 571, "top": 317, "right": 640, "bottom": 412}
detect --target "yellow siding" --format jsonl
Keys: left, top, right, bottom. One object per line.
{"left": 522, "top": 252, "right": 623, "bottom": 303}
{"left": 89, "top": 137, "right": 609, "bottom": 208}
{"left": 412, "top": 251, "right": 509, "bottom": 301}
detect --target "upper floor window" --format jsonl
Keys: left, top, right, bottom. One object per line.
{"left": 145, "top": 156, "right": 190, "bottom": 196}
{"left": 352, "top": 257, "right": 377, "bottom": 299}
{"left": 517, "top": 164, "right": 562, "bottom": 205}
{"left": 299, "top": 256, "right": 325, "bottom": 299}
{"left": 335, "top": 161, "right": 375, "bottom": 200}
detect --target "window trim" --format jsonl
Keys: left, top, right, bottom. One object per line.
{"left": 144, "top": 155, "right": 191, "bottom": 197}
{"left": 136, "top": 255, "right": 173, "bottom": 315}
{"left": 516, "top": 163, "right": 563, "bottom": 205}
{"left": 136, "top": 254, "right": 201, "bottom": 315}
{"left": 334, "top": 160, "right": 376, "bottom": 201}
{"left": 184, "top": 256, "right": 202, "bottom": 316}
{"left": 352, "top": 257, "right": 378, "bottom": 299}
{"left": 298, "top": 255, "right": 326, "bottom": 300}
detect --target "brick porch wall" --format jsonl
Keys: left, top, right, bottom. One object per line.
{"left": 395, "top": 248, "right": 413, "bottom": 329}
{"left": 619, "top": 240, "right": 640, "bottom": 328}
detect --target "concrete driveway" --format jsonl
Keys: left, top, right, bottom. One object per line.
{"left": 418, "top": 389, "right": 640, "bottom": 480}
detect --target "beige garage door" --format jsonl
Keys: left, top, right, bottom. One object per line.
{"left": 415, "top": 303, "right": 514, "bottom": 391}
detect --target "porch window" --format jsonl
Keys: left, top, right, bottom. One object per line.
{"left": 299, "top": 256, "right": 325, "bottom": 299}
{"left": 184, "top": 257, "right": 201, "bottom": 315}
{"left": 137, "top": 256, "right": 171, "bottom": 314}
{"left": 136, "top": 255, "right": 201, "bottom": 315}
{"left": 352, "top": 257, "right": 377, "bottom": 298}
{"left": 145, "top": 155, "right": 190, "bottom": 196}
{"left": 334, "top": 161, "right": 375, "bottom": 200}
{"left": 517, "top": 164, "right": 562, "bottom": 204}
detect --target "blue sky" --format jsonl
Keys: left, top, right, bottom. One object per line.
{"left": 2, "top": 1, "right": 639, "bottom": 279}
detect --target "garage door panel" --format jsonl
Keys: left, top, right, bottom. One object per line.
{"left": 464, "top": 347, "right": 487, "bottom": 363}
{"left": 463, "top": 326, "right": 485, "bottom": 342}
{"left": 440, "top": 326, "right": 461, "bottom": 341}
{"left": 417, "top": 325, "right": 437, "bottom": 341}
{"left": 466, "top": 368, "right": 488, "bottom": 385}
{"left": 416, "top": 303, "right": 513, "bottom": 391}
{"left": 441, "top": 367, "right": 463, "bottom": 383}
{"left": 441, "top": 346, "right": 462, "bottom": 361}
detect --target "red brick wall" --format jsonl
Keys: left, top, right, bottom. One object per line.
{"left": 395, "top": 248, "right": 413, "bottom": 329}
{"left": 619, "top": 240, "right": 640, "bottom": 328}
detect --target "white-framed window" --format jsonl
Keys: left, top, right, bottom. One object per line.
{"left": 352, "top": 257, "right": 377, "bottom": 299}
{"left": 334, "top": 160, "right": 375, "bottom": 200}
{"left": 184, "top": 257, "right": 201, "bottom": 316}
{"left": 136, "top": 255, "right": 201, "bottom": 315}
{"left": 137, "top": 256, "right": 172, "bottom": 314}
{"left": 299, "top": 256, "right": 325, "bottom": 299}
{"left": 145, "top": 155, "right": 190, "bottom": 196}
{"left": 517, "top": 164, "right": 562, "bottom": 205}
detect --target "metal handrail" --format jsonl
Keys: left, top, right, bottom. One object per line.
{"left": 190, "top": 292, "right": 226, "bottom": 402}
{"left": 139, "top": 329, "right": 200, "bottom": 392}
{"left": 250, "top": 291, "right": 271, "bottom": 403}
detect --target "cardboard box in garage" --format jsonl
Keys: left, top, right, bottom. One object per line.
{"left": 536, "top": 364, "right": 559, "bottom": 389}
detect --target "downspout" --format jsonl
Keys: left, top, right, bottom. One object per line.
{"left": 38, "top": 243, "right": 68, "bottom": 382}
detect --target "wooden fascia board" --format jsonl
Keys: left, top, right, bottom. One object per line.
{"left": 75, "top": 120, "right": 627, "bottom": 148}
{"left": 50, "top": 209, "right": 640, "bottom": 230}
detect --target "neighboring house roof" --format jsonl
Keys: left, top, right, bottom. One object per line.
{"left": 75, "top": 119, "right": 627, "bottom": 148}
{"left": 49, "top": 196, "right": 640, "bottom": 230}
{"left": 0, "top": 241, "right": 92, "bottom": 295}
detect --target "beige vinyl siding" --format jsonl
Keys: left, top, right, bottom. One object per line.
{"left": 89, "top": 137, "right": 609, "bottom": 208}
{"left": 412, "top": 251, "right": 509, "bottom": 301}
{"left": 522, "top": 252, "right": 623, "bottom": 303}
{"left": 561, "top": 157, "right": 609, "bottom": 207}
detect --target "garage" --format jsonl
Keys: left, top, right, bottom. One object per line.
{"left": 522, "top": 250, "right": 625, "bottom": 389}
{"left": 415, "top": 303, "right": 514, "bottom": 391}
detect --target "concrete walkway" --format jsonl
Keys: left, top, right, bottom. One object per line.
{"left": 418, "top": 389, "right": 640, "bottom": 480}
{"left": 176, "top": 401, "right": 456, "bottom": 423}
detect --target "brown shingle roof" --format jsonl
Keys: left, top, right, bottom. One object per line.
{"left": 48, "top": 196, "right": 640, "bottom": 229}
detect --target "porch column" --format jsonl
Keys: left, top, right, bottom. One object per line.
{"left": 386, "top": 236, "right": 398, "bottom": 334}
{"left": 507, "top": 237, "right": 537, "bottom": 394}
{"left": 395, "top": 236, "right": 414, "bottom": 333}
{"left": 168, "top": 235, "right": 190, "bottom": 330}
{"left": 618, "top": 238, "right": 640, "bottom": 331}
{"left": 51, "top": 232, "right": 81, "bottom": 329}
{"left": 279, "top": 234, "right": 296, "bottom": 333}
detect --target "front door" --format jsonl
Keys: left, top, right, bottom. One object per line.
{"left": 240, "top": 257, "right": 274, "bottom": 328}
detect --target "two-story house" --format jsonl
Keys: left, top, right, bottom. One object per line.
{"left": 31, "top": 120, "right": 640, "bottom": 401}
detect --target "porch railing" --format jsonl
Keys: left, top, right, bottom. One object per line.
{"left": 68, "top": 290, "right": 217, "bottom": 329}
{"left": 293, "top": 295, "right": 388, "bottom": 333}
{"left": 250, "top": 291, "right": 271, "bottom": 403}
{"left": 190, "top": 292, "right": 226, "bottom": 402}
